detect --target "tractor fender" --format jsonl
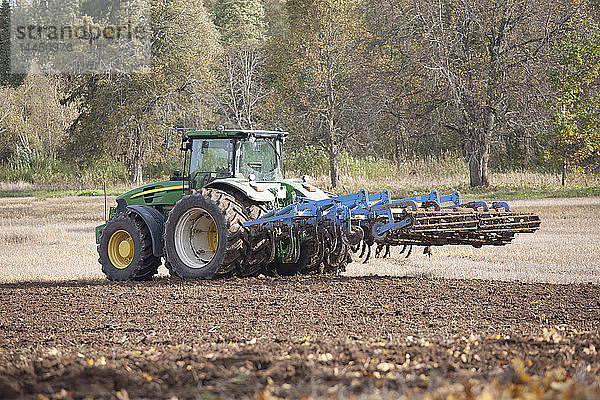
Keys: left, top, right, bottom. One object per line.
{"left": 126, "top": 205, "right": 165, "bottom": 257}
{"left": 205, "top": 179, "right": 275, "bottom": 203}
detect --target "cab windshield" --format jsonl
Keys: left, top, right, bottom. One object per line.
{"left": 236, "top": 138, "right": 282, "bottom": 181}
{"left": 188, "top": 137, "right": 283, "bottom": 186}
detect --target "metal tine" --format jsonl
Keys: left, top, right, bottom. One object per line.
{"left": 266, "top": 230, "right": 276, "bottom": 264}
{"left": 359, "top": 241, "right": 367, "bottom": 258}
{"left": 383, "top": 244, "right": 391, "bottom": 258}
{"left": 363, "top": 244, "right": 372, "bottom": 263}
{"left": 405, "top": 245, "right": 413, "bottom": 258}
{"left": 399, "top": 244, "right": 408, "bottom": 255}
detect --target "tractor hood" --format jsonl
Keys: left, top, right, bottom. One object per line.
{"left": 117, "top": 180, "right": 189, "bottom": 207}
{"left": 205, "top": 178, "right": 277, "bottom": 202}
{"left": 116, "top": 177, "right": 331, "bottom": 209}
{"left": 282, "top": 179, "right": 330, "bottom": 201}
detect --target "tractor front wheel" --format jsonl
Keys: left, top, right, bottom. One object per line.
{"left": 98, "top": 213, "right": 160, "bottom": 281}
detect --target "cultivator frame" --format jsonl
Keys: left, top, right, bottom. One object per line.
{"left": 244, "top": 189, "right": 541, "bottom": 264}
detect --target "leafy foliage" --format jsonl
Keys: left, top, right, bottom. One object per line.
{"left": 213, "top": 0, "right": 267, "bottom": 129}
{"left": 271, "top": 0, "right": 368, "bottom": 187}
{"left": 61, "top": 0, "right": 222, "bottom": 184}
{"left": 548, "top": 22, "right": 600, "bottom": 173}
{"left": 0, "top": 0, "right": 598, "bottom": 188}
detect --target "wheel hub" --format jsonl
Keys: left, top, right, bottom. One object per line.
{"left": 108, "top": 230, "right": 134, "bottom": 269}
{"left": 118, "top": 241, "right": 131, "bottom": 258}
{"left": 174, "top": 208, "right": 219, "bottom": 269}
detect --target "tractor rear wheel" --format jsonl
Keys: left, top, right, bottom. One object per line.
{"left": 163, "top": 188, "right": 247, "bottom": 279}
{"left": 98, "top": 212, "right": 161, "bottom": 281}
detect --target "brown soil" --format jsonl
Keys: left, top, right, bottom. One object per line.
{"left": 0, "top": 276, "right": 599, "bottom": 399}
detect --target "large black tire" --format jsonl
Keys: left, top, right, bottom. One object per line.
{"left": 98, "top": 212, "right": 161, "bottom": 281}
{"left": 163, "top": 188, "right": 247, "bottom": 279}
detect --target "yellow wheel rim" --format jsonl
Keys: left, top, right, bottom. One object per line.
{"left": 108, "top": 230, "right": 134, "bottom": 269}
{"left": 207, "top": 221, "right": 218, "bottom": 252}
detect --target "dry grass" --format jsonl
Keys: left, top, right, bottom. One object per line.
{"left": 0, "top": 196, "right": 598, "bottom": 283}
{"left": 0, "top": 181, "right": 37, "bottom": 192}
{"left": 0, "top": 196, "right": 111, "bottom": 281}
{"left": 307, "top": 169, "right": 600, "bottom": 196}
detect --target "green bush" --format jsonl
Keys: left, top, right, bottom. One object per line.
{"left": 284, "top": 145, "right": 330, "bottom": 177}
{"left": 0, "top": 152, "right": 69, "bottom": 183}
{"left": 76, "top": 160, "right": 128, "bottom": 186}
{"left": 0, "top": 151, "right": 183, "bottom": 188}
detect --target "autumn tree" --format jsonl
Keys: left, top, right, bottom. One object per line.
{"left": 213, "top": 0, "right": 267, "bottom": 129}
{"left": 0, "top": 73, "right": 75, "bottom": 162}
{"left": 0, "top": 0, "right": 24, "bottom": 87}
{"left": 547, "top": 19, "right": 600, "bottom": 173}
{"left": 63, "top": 0, "right": 221, "bottom": 184}
{"left": 271, "top": 0, "right": 367, "bottom": 188}
{"left": 0, "top": 0, "right": 11, "bottom": 86}
{"left": 359, "top": 0, "right": 457, "bottom": 167}
{"left": 393, "top": 0, "right": 574, "bottom": 186}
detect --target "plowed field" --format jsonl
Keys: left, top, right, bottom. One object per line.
{"left": 1, "top": 277, "right": 599, "bottom": 399}
{"left": 0, "top": 196, "right": 599, "bottom": 399}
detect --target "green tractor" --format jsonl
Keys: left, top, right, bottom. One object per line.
{"left": 96, "top": 127, "right": 541, "bottom": 281}
{"left": 96, "top": 128, "right": 343, "bottom": 281}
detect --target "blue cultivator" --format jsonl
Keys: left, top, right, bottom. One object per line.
{"left": 244, "top": 189, "right": 540, "bottom": 270}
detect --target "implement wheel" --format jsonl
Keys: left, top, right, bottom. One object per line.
{"left": 271, "top": 241, "right": 314, "bottom": 276}
{"left": 98, "top": 213, "right": 160, "bottom": 281}
{"left": 164, "top": 188, "right": 247, "bottom": 279}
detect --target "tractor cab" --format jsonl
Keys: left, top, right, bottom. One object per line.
{"left": 185, "top": 129, "right": 286, "bottom": 188}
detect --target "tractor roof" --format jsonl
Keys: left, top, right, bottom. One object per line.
{"left": 186, "top": 129, "right": 289, "bottom": 139}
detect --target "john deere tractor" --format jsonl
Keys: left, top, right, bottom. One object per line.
{"left": 96, "top": 127, "right": 540, "bottom": 281}
{"left": 97, "top": 128, "right": 340, "bottom": 281}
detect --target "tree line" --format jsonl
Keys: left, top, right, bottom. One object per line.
{"left": 0, "top": 0, "right": 598, "bottom": 187}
